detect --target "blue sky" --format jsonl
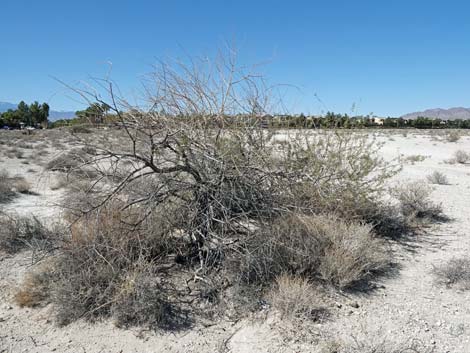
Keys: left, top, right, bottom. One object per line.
{"left": 1, "top": 0, "right": 470, "bottom": 116}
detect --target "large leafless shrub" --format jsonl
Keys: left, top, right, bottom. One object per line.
{"left": 25, "top": 49, "right": 404, "bottom": 327}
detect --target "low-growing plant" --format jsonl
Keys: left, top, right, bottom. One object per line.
{"left": 15, "top": 261, "right": 55, "bottom": 307}
{"left": 330, "top": 337, "right": 432, "bottom": 353}
{"left": 45, "top": 147, "right": 94, "bottom": 173}
{"left": 434, "top": 258, "right": 470, "bottom": 290}
{"left": 12, "top": 177, "right": 34, "bottom": 194}
{"left": 403, "top": 154, "right": 427, "bottom": 164}
{"left": 453, "top": 150, "right": 470, "bottom": 164}
{"left": 26, "top": 204, "right": 188, "bottom": 327}
{"left": 0, "top": 213, "right": 59, "bottom": 255}
{"left": 0, "top": 171, "right": 16, "bottom": 203}
{"left": 70, "top": 125, "right": 92, "bottom": 134}
{"left": 236, "top": 214, "right": 390, "bottom": 290}
{"left": 393, "top": 182, "right": 443, "bottom": 221}
{"left": 267, "top": 275, "right": 325, "bottom": 320}
{"left": 445, "top": 130, "right": 461, "bottom": 142}
{"left": 426, "top": 171, "right": 449, "bottom": 185}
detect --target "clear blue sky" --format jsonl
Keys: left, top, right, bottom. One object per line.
{"left": 1, "top": 0, "right": 470, "bottom": 116}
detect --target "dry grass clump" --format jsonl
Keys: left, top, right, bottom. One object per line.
{"left": 426, "top": 171, "right": 449, "bottom": 185}
{"left": 11, "top": 177, "right": 34, "bottom": 194}
{"left": 329, "top": 338, "right": 431, "bottom": 353}
{"left": 15, "top": 141, "right": 34, "bottom": 149}
{"left": 453, "top": 150, "right": 470, "bottom": 164}
{"left": 445, "top": 130, "right": 461, "bottom": 142}
{"left": 110, "top": 264, "right": 187, "bottom": 329}
{"left": 403, "top": 154, "right": 427, "bottom": 164}
{"left": 22, "top": 204, "right": 187, "bottom": 328}
{"left": 0, "top": 214, "right": 58, "bottom": 254}
{"left": 267, "top": 275, "right": 325, "bottom": 320}
{"left": 50, "top": 174, "right": 70, "bottom": 190}
{"left": 237, "top": 214, "right": 390, "bottom": 290}
{"left": 434, "top": 258, "right": 470, "bottom": 290}
{"left": 0, "top": 171, "right": 16, "bottom": 203}
{"left": 45, "top": 147, "right": 95, "bottom": 174}
{"left": 70, "top": 125, "right": 92, "bottom": 134}
{"left": 0, "top": 172, "right": 35, "bottom": 199}
{"left": 15, "top": 262, "right": 55, "bottom": 307}
{"left": 393, "top": 182, "right": 443, "bottom": 221}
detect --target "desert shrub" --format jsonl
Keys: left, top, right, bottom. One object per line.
{"left": 275, "top": 132, "right": 401, "bottom": 231}
{"left": 446, "top": 130, "right": 461, "bottom": 142}
{"left": 0, "top": 171, "right": 16, "bottom": 203}
{"left": 37, "top": 149, "right": 50, "bottom": 156}
{"left": 22, "top": 49, "right": 405, "bottom": 328}
{"left": 267, "top": 275, "right": 325, "bottom": 320}
{"left": 110, "top": 264, "right": 189, "bottom": 330}
{"left": 50, "top": 174, "right": 69, "bottom": 190}
{"left": 393, "top": 182, "right": 443, "bottom": 221}
{"left": 0, "top": 213, "right": 58, "bottom": 254}
{"left": 333, "top": 338, "right": 431, "bottom": 353}
{"left": 70, "top": 125, "right": 92, "bottom": 134}
{"left": 12, "top": 177, "right": 34, "bottom": 194}
{"left": 45, "top": 147, "right": 94, "bottom": 173}
{"left": 403, "top": 154, "right": 427, "bottom": 164}
{"left": 453, "top": 150, "right": 470, "bottom": 164}
{"left": 15, "top": 261, "right": 55, "bottom": 307}
{"left": 316, "top": 219, "right": 389, "bottom": 289}
{"left": 30, "top": 204, "right": 187, "bottom": 327}
{"left": 15, "top": 142, "right": 34, "bottom": 149}
{"left": 434, "top": 258, "right": 470, "bottom": 290}
{"left": 15, "top": 150, "right": 25, "bottom": 159}
{"left": 235, "top": 214, "right": 389, "bottom": 290}
{"left": 426, "top": 171, "right": 449, "bottom": 185}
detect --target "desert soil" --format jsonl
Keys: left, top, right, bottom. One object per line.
{"left": 1, "top": 130, "right": 470, "bottom": 352}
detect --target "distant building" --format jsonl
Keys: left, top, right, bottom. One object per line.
{"left": 373, "top": 117, "right": 384, "bottom": 125}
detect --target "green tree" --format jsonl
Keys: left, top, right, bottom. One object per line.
{"left": 17, "top": 101, "right": 31, "bottom": 126}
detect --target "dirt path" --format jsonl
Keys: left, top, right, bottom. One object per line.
{"left": 1, "top": 132, "right": 470, "bottom": 352}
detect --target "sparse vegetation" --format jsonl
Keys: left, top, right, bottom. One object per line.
{"left": 393, "top": 182, "right": 443, "bottom": 221}
{"left": 426, "top": 171, "right": 449, "bottom": 185}
{"left": 434, "top": 258, "right": 470, "bottom": 290}
{"left": 267, "top": 275, "right": 325, "bottom": 320}
{"left": 328, "top": 337, "right": 432, "bottom": 353}
{"left": 0, "top": 171, "right": 16, "bottom": 203}
{"left": 446, "top": 130, "right": 461, "bottom": 142}
{"left": 404, "top": 154, "right": 427, "bottom": 164}
{"left": 45, "top": 147, "right": 94, "bottom": 173}
{"left": 454, "top": 150, "right": 470, "bottom": 164}
{"left": 0, "top": 213, "right": 59, "bottom": 255}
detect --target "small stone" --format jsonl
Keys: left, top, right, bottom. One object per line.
{"left": 350, "top": 302, "right": 360, "bottom": 308}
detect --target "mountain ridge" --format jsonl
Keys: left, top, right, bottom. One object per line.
{"left": 401, "top": 107, "right": 470, "bottom": 120}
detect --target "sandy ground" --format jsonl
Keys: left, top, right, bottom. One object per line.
{"left": 1, "top": 130, "right": 470, "bottom": 352}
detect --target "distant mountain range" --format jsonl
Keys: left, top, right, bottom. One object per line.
{"left": 0, "top": 101, "right": 76, "bottom": 121}
{"left": 401, "top": 107, "right": 470, "bottom": 120}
